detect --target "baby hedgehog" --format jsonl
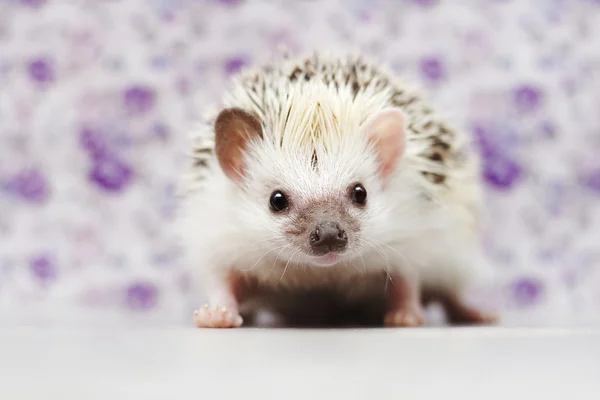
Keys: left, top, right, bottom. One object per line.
{"left": 178, "top": 52, "right": 496, "bottom": 328}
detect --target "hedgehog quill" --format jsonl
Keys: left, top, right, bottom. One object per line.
{"left": 178, "top": 53, "right": 496, "bottom": 328}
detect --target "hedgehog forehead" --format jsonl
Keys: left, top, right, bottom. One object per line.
{"left": 248, "top": 138, "right": 377, "bottom": 202}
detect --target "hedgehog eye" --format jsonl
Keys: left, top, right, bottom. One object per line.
{"left": 351, "top": 184, "right": 367, "bottom": 205}
{"left": 269, "top": 190, "right": 289, "bottom": 212}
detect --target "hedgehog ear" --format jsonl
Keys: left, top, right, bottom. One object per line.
{"left": 362, "top": 108, "right": 406, "bottom": 185}
{"left": 214, "top": 107, "right": 263, "bottom": 183}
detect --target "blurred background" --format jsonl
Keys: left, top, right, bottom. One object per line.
{"left": 0, "top": 0, "right": 599, "bottom": 328}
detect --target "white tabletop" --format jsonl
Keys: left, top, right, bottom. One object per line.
{"left": 0, "top": 327, "right": 599, "bottom": 400}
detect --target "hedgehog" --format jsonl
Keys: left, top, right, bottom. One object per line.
{"left": 178, "top": 52, "right": 496, "bottom": 328}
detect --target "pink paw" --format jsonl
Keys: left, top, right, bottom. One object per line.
{"left": 193, "top": 304, "right": 243, "bottom": 328}
{"left": 384, "top": 307, "right": 425, "bottom": 328}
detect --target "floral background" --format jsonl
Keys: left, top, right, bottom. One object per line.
{"left": 1, "top": 0, "right": 600, "bottom": 327}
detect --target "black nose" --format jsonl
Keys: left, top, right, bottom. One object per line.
{"left": 310, "top": 221, "right": 348, "bottom": 255}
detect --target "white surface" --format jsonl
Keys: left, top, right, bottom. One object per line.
{"left": 0, "top": 328, "right": 599, "bottom": 400}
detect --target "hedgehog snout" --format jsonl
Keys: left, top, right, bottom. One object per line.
{"left": 309, "top": 221, "right": 348, "bottom": 255}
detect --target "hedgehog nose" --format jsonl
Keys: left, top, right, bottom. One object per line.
{"left": 310, "top": 222, "right": 348, "bottom": 255}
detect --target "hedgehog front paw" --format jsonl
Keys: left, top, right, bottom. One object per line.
{"left": 193, "top": 304, "right": 243, "bottom": 328}
{"left": 384, "top": 307, "right": 425, "bottom": 328}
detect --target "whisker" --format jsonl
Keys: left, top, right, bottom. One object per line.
{"left": 360, "top": 238, "right": 390, "bottom": 270}
{"left": 370, "top": 238, "right": 412, "bottom": 271}
{"left": 352, "top": 249, "right": 367, "bottom": 275}
{"left": 360, "top": 238, "right": 394, "bottom": 293}
{"left": 270, "top": 245, "right": 291, "bottom": 274}
{"left": 242, "top": 245, "right": 288, "bottom": 272}
{"left": 280, "top": 249, "right": 300, "bottom": 281}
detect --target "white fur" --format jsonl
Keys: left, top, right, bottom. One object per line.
{"left": 178, "top": 53, "right": 486, "bottom": 302}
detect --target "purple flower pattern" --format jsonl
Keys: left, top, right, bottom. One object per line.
{"left": 28, "top": 58, "right": 55, "bottom": 84}
{"left": 473, "top": 123, "right": 524, "bottom": 190}
{"left": 513, "top": 85, "right": 543, "bottom": 113}
{"left": 7, "top": 169, "right": 51, "bottom": 203}
{"left": 126, "top": 282, "right": 158, "bottom": 311}
{"left": 80, "top": 127, "right": 108, "bottom": 158}
{"left": 420, "top": 56, "right": 445, "bottom": 83}
{"left": 88, "top": 153, "right": 133, "bottom": 193}
{"left": 583, "top": 170, "right": 600, "bottom": 194}
{"left": 122, "top": 86, "right": 156, "bottom": 115}
{"left": 512, "top": 278, "right": 544, "bottom": 307}
{"left": 0, "top": 0, "right": 599, "bottom": 326}
{"left": 30, "top": 255, "right": 57, "bottom": 283}
{"left": 20, "top": 0, "right": 47, "bottom": 8}
{"left": 224, "top": 56, "right": 248, "bottom": 76}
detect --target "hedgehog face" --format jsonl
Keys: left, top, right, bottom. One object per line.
{"left": 214, "top": 106, "right": 406, "bottom": 269}
{"left": 239, "top": 137, "right": 394, "bottom": 268}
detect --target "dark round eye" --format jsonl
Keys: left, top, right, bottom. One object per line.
{"left": 351, "top": 184, "right": 367, "bottom": 205}
{"left": 269, "top": 190, "right": 289, "bottom": 212}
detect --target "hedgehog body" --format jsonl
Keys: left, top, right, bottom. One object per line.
{"left": 179, "top": 53, "right": 491, "bottom": 328}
